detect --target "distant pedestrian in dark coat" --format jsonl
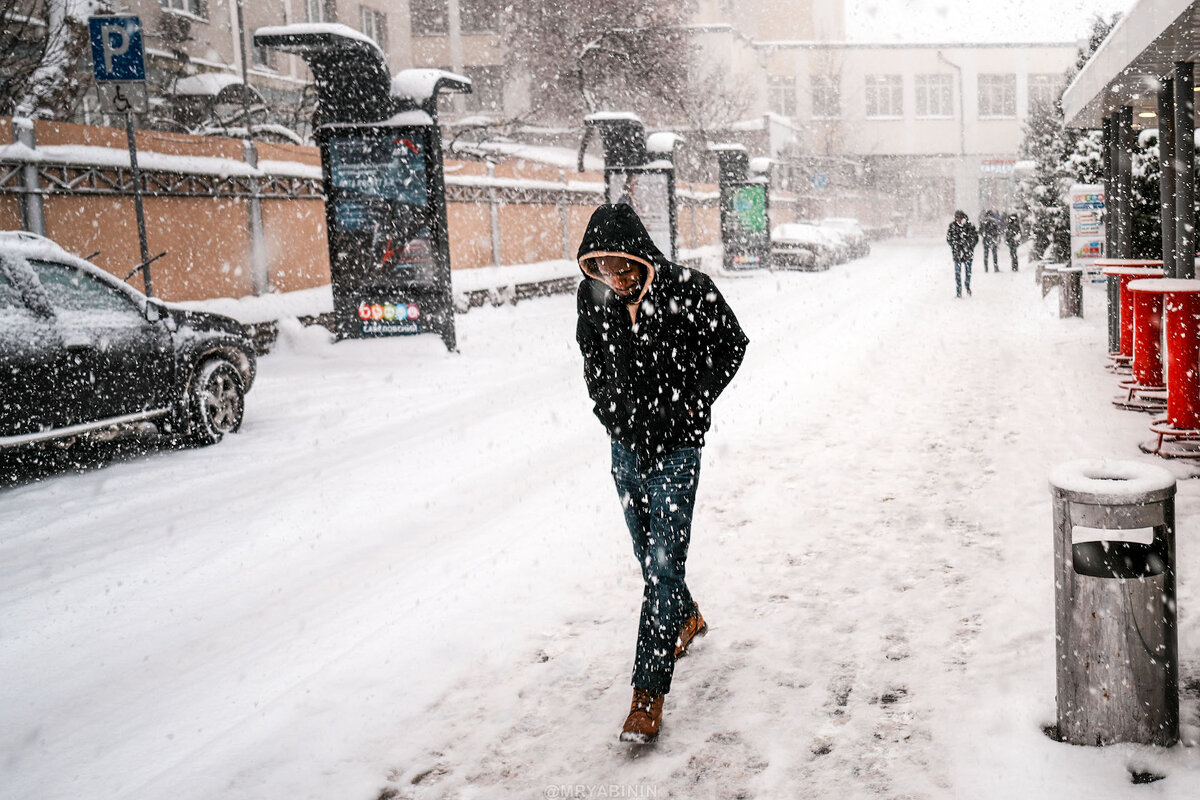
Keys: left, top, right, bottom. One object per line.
{"left": 1005, "top": 213, "right": 1021, "bottom": 271}
{"left": 980, "top": 209, "right": 1001, "bottom": 272}
{"left": 575, "top": 203, "right": 748, "bottom": 744}
{"left": 946, "top": 210, "right": 978, "bottom": 298}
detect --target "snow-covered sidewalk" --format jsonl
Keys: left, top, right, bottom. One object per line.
{"left": 1, "top": 239, "right": 1198, "bottom": 799}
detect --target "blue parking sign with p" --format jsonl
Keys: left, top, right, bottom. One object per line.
{"left": 89, "top": 16, "right": 146, "bottom": 82}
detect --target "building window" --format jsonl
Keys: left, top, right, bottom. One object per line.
{"left": 160, "top": 0, "right": 205, "bottom": 16}
{"left": 460, "top": 0, "right": 500, "bottom": 34}
{"left": 411, "top": 0, "right": 449, "bottom": 36}
{"left": 865, "top": 74, "right": 902, "bottom": 118}
{"left": 811, "top": 74, "right": 839, "bottom": 118}
{"left": 768, "top": 75, "right": 796, "bottom": 118}
{"left": 915, "top": 74, "right": 953, "bottom": 117}
{"left": 360, "top": 7, "right": 388, "bottom": 50}
{"left": 462, "top": 65, "right": 503, "bottom": 113}
{"left": 252, "top": 45, "right": 276, "bottom": 70}
{"left": 978, "top": 73, "right": 1016, "bottom": 117}
{"left": 1028, "top": 73, "right": 1060, "bottom": 112}
{"left": 305, "top": 0, "right": 336, "bottom": 23}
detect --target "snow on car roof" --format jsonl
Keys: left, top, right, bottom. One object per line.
{"left": 0, "top": 232, "right": 150, "bottom": 309}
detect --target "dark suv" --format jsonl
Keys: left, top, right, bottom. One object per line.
{"left": 0, "top": 232, "right": 256, "bottom": 451}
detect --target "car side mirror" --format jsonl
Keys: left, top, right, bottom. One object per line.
{"left": 146, "top": 298, "right": 167, "bottom": 323}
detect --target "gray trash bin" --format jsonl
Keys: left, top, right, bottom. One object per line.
{"left": 1058, "top": 266, "right": 1083, "bottom": 318}
{"left": 1049, "top": 459, "right": 1178, "bottom": 746}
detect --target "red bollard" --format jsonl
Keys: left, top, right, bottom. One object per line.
{"left": 1102, "top": 266, "right": 1164, "bottom": 358}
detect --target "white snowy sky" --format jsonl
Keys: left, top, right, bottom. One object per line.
{"left": 845, "top": 0, "right": 1135, "bottom": 44}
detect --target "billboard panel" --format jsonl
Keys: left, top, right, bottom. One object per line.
{"left": 322, "top": 128, "right": 451, "bottom": 340}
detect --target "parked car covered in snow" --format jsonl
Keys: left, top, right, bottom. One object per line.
{"left": 821, "top": 218, "right": 872, "bottom": 259}
{"left": 0, "top": 232, "right": 256, "bottom": 451}
{"left": 771, "top": 223, "right": 844, "bottom": 270}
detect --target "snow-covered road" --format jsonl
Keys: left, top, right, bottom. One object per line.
{"left": 2, "top": 239, "right": 1199, "bottom": 799}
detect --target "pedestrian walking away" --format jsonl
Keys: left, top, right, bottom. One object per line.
{"left": 946, "top": 210, "right": 979, "bottom": 298}
{"left": 980, "top": 209, "right": 1000, "bottom": 272}
{"left": 1005, "top": 212, "right": 1021, "bottom": 271}
{"left": 575, "top": 203, "right": 748, "bottom": 744}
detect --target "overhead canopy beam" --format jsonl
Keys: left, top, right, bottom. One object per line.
{"left": 1061, "top": 0, "right": 1198, "bottom": 130}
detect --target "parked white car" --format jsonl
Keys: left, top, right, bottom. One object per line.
{"left": 771, "top": 223, "right": 844, "bottom": 270}
{"left": 820, "top": 218, "right": 872, "bottom": 259}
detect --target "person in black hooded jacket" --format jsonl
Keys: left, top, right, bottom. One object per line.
{"left": 946, "top": 210, "right": 979, "bottom": 298}
{"left": 576, "top": 203, "right": 747, "bottom": 744}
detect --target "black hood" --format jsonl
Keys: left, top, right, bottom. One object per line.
{"left": 576, "top": 203, "right": 668, "bottom": 279}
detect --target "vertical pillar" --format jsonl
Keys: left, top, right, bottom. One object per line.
{"left": 13, "top": 119, "right": 45, "bottom": 236}
{"left": 1102, "top": 116, "right": 1117, "bottom": 349}
{"left": 1117, "top": 106, "right": 1134, "bottom": 259}
{"left": 1159, "top": 79, "right": 1177, "bottom": 277}
{"left": 243, "top": 139, "right": 268, "bottom": 295}
{"left": 1174, "top": 62, "right": 1195, "bottom": 279}
{"left": 558, "top": 168, "right": 571, "bottom": 261}
{"left": 486, "top": 162, "right": 502, "bottom": 266}
{"left": 1104, "top": 114, "right": 1117, "bottom": 257}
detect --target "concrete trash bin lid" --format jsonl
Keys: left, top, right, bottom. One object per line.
{"left": 1048, "top": 458, "right": 1175, "bottom": 505}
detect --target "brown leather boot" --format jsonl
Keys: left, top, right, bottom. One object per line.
{"left": 674, "top": 605, "right": 708, "bottom": 659}
{"left": 619, "top": 688, "right": 664, "bottom": 743}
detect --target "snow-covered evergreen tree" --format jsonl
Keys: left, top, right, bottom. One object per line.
{"left": 1015, "top": 13, "right": 1118, "bottom": 261}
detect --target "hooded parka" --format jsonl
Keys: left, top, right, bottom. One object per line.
{"left": 946, "top": 214, "right": 979, "bottom": 261}
{"left": 576, "top": 204, "right": 748, "bottom": 459}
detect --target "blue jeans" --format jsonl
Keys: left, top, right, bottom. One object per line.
{"left": 954, "top": 258, "right": 972, "bottom": 295}
{"left": 611, "top": 440, "right": 701, "bottom": 694}
{"left": 982, "top": 241, "right": 998, "bottom": 270}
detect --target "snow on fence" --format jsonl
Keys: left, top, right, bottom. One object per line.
{"left": 0, "top": 117, "right": 727, "bottom": 307}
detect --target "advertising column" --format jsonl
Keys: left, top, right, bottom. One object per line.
{"left": 324, "top": 127, "right": 442, "bottom": 338}
{"left": 1069, "top": 183, "right": 1106, "bottom": 282}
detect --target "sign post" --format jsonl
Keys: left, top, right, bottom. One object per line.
{"left": 89, "top": 16, "right": 153, "bottom": 296}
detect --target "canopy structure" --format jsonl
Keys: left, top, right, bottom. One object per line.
{"left": 1060, "top": 0, "right": 1198, "bottom": 279}
{"left": 1062, "top": 0, "right": 1199, "bottom": 128}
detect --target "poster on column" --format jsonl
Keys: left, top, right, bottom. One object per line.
{"left": 1068, "top": 183, "right": 1105, "bottom": 283}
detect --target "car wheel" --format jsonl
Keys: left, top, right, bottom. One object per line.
{"left": 188, "top": 359, "right": 245, "bottom": 445}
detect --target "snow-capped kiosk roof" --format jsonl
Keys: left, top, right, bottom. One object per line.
{"left": 584, "top": 111, "right": 643, "bottom": 124}
{"left": 254, "top": 23, "right": 382, "bottom": 53}
{"left": 254, "top": 24, "right": 469, "bottom": 125}
{"left": 646, "top": 132, "right": 684, "bottom": 154}
{"left": 391, "top": 69, "right": 471, "bottom": 105}
{"left": 707, "top": 142, "right": 747, "bottom": 153}
{"left": 749, "top": 156, "right": 772, "bottom": 175}
{"left": 174, "top": 73, "right": 243, "bottom": 97}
